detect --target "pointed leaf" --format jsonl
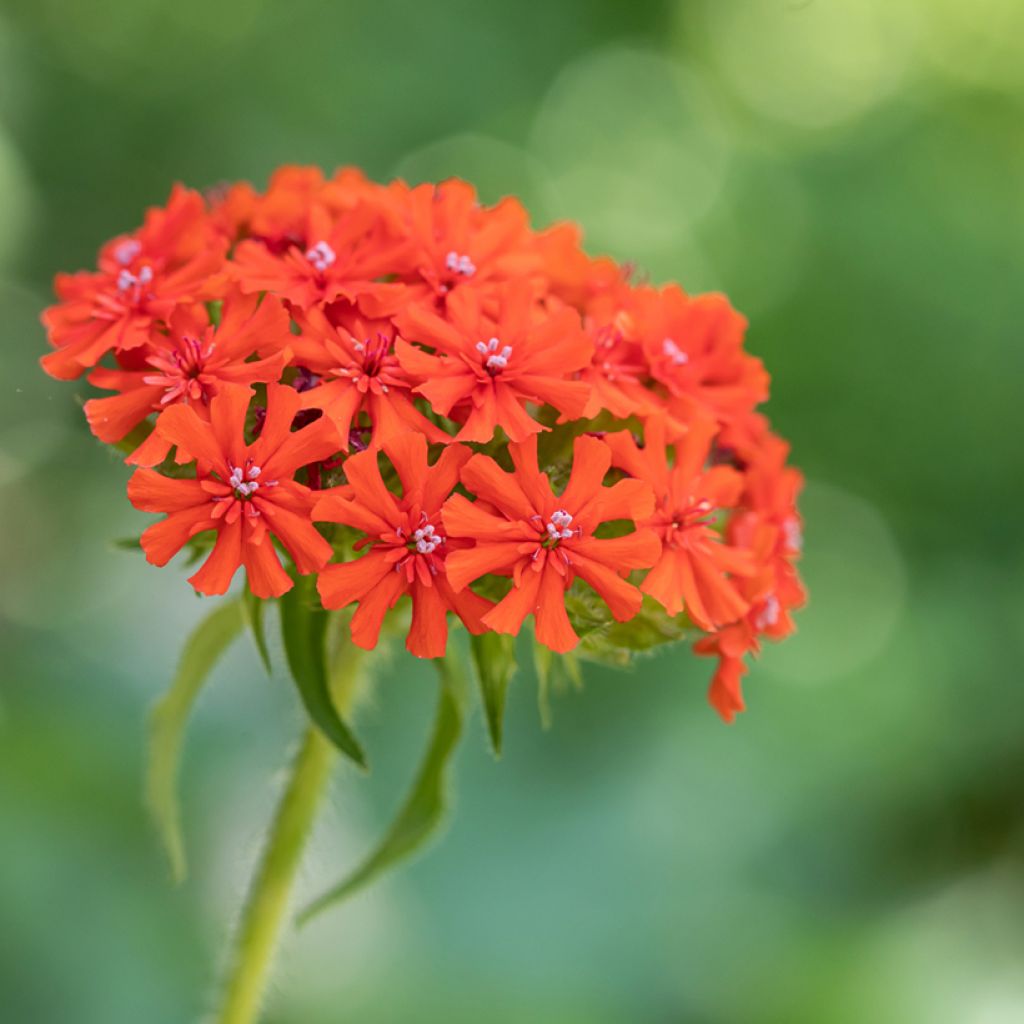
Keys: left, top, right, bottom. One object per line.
{"left": 279, "top": 573, "right": 367, "bottom": 769}
{"left": 297, "top": 655, "right": 467, "bottom": 924}
{"left": 242, "top": 585, "right": 272, "bottom": 675}
{"left": 469, "top": 631, "right": 517, "bottom": 756}
{"left": 146, "top": 598, "right": 244, "bottom": 882}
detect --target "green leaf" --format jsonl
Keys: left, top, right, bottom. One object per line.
{"left": 146, "top": 598, "right": 245, "bottom": 882}
{"left": 279, "top": 574, "right": 367, "bottom": 770}
{"left": 111, "top": 536, "right": 143, "bottom": 552}
{"left": 297, "top": 654, "right": 468, "bottom": 924}
{"left": 532, "top": 643, "right": 583, "bottom": 729}
{"left": 594, "top": 596, "right": 691, "bottom": 653}
{"left": 469, "top": 631, "right": 517, "bottom": 756}
{"left": 242, "top": 585, "right": 272, "bottom": 675}
{"left": 565, "top": 588, "right": 692, "bottom": 667}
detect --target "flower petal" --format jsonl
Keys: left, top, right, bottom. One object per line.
{"left": 318, "top": 550, "right": 394, "bottom": 610}
{"left": 188, "top": 519, "right": 243, "bottom": 596}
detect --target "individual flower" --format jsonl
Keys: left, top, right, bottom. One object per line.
{"left": 394, "top": 283, "right": 592, "bottom": 442}
{"left": 442, "top": 435, "right": 660, "bottom": 653}
{"left": 693, "top": 429, "right": 806, "bottom": 722}
{"left": 40, "top": 186, "right": 227, "bottom": 380}
{"left": 289, "top": 306, "right": 448, "bottom": 451}
{"left": 634, "top": 285, "right": 769, "bottom": 427}
{"left": 694, "top": 625, "right": 754, "bottom": 724}
{"left": 84, "top": 290, "right": 292, "bottom": 465}
{"left": 573, "top": 281, "right": 668, "bottom": 425}
{"left": 231, "top": 199, "right": 410, "bottom": 311}
{"left": 128, "top": 383, "right": 340, "bottom": 598}
{"left": 535, "top": 220, "right": 623, "bottom": 312}
{"left": 361, "top": 179, "right": 544, "bottom": 318}
{"left": 727, "top": 431, "right": 806, "bottom": 638}
{"left": 605, "top": 409, "right": 753, "bottom": 630}
{"left": 314, "top": 433, "right": 492, "bottom": 658}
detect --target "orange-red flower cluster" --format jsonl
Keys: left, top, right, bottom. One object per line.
{"left": 41, "top": 166, "right": 805, "bottom": 720}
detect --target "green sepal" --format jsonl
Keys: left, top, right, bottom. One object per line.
{"left": 242, "top": 585, "right": 272, "bottom": 675}
{"left": 469, "top": 631, "right": 517, "bottom": 756}
{"left": 279, "top": 573, "right": 368, "bottom": 770}
{"left": 296, "top": 652, "right": 468, "bottom": 924}
{"left": 146, "top": 597, "right": 245, "bottom": 883}
{"left": 568, "top": 590, "right": 692, "bottom": 667}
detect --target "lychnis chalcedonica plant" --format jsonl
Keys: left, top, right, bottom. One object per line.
{"left": 41, "top": 166, "right": 805, "bottom": 1023}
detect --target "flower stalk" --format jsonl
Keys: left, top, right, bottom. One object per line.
{"left": 216, "top": 725, "right": 335, "bottom": 1024}
{"left": 215, "top": 636, "right": 366, "bottom": 1024}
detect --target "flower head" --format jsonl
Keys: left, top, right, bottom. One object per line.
{"left": 290, "top": 306, "right": 447, "bottom": 451}
{"left": 395, "top": 283, "right": 592, "bottom": 442}
{"left": 128, "top": 383, "right": 340, "bottom": 598}
{"left": 372, "top": 179, "right": 543, "bottom": 315}
{"left": 443, "top": 435, "right": 660, "bottom": 653}
{"left": 46, "top": 166, "right": 805, "bottom": 724}
{"left": 605, "top": 408, "right": 754, "bottom": 630}
{"left": 40, "top": 186, "right": 227, "bottom": 380}
{"left": 231, "top": 199, "right": 410, "bottom": 312}
{"left": 85, "top": 289, "right": 292, "bottom": 464}
{"left": 314, "top": 433, "right": 492, "bottom": 658}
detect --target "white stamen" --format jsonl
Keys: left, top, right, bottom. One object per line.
{"left": 117, "top": 265, "right": 154, "bottom": 293}
{"left": 114, "top": 239, "right": 142, "bottom": 265}
{"left": 227, "top": 462, "right": 275, "bottom": 500}
{"left": 411, "top": 519, "right": 443, "bottom": 554}
{"left": 546, "top": 509, "right": 574, "bottom": 541}
{"left": 754, "top": 593, "right": 780, "bottom": 630}
{"left": 476, "top": 337, "right": 512, "bottom": 371}
{"left": 445, "top": 250, "right": 476, "bottom": 277}
{"left": 662, "top": 338, "right": 689, "bottom": 366}
{"left": 305, "top": 240, "right": 336, "bottom": 273}
{"left": 783, "top": 517, "right": 803, "bottom": 552}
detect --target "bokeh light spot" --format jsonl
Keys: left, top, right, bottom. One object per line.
{"left": 758, "top": 481, "right": 907, "bottom": 685}
{"left": 697, "top": 0, "right": 920, "bottom": 131}
{"left": 530, "top": 46, "right": 732, "bottom": 259}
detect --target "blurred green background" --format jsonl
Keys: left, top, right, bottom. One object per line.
{"left": 2, "top": 1, "right": 1023, "bottom": 1021}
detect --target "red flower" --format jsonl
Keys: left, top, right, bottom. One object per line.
{"left": 575, "top": 283, "right": 670, "bottom": 425}
{"left": 127, "top": 384, "right": 340, "bottom": 598}
{"left": 314, "top": 434, "right": 492, "bottom": 658}
{"left": 634, "top": 285, "right": 769, "bottom": 426}
{"left": 727, "top": 431, "right": 806, "bottom": 639}
{"left": 605, "top": 410, "right": 753, "bottom": 630}
{"left": 695, "top": 625, "right": 754, "bottom": 723}
{"left": 40, "top": 186, "right": 227, "bottom": 380}
{"left": 363, "top": 179, "right": 542, "bottom": 316}
{"left": 691, "top": 429, "right": 806, "bottom": 722}
{"left": 84, "top": 290, "right": 292, "bottom": 465}
{"left": 535, "top": 221, "right": 623, "bottom": 312}
{"left": 231, "top": 200, "right": 410, "bottom": 312}
{"left": 289, "top": 306, "right": 447, "bottom": 451}
{"left": 395, "top": 283, "right": 592, "bottom": 442}
{"left": 442, "top": 435, "right": 660, "bottom": 653}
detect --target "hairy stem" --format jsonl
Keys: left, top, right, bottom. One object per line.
{"left": 215, "top": 726, "right": 334, "bottom": 1024}
{"left": 215, "top": 642, "right": 366, "bottom": 1024}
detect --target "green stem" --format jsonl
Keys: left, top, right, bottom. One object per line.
{"left": 215, "top": 725, "right": 336, "bottom": 1024}
{"left": 214, "top": 623, "right": 368, "bottom": 1024}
